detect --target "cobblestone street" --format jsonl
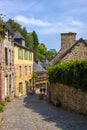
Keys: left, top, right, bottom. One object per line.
{"left": 0, "top": 94, "right": 87, "bottom": 130}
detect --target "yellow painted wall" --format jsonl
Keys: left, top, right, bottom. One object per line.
{"left": 14, "top": 46, "right": 33, "bottom": 64}
{"left": 14, "top": 45, "right": 34, "bottom": 97}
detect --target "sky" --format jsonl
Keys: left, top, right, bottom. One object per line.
{"left": 0, "top": 0, "right": 87, "bottom": 51}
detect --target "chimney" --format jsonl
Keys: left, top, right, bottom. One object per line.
{"left": 61, "top": 32, "right": 77, "bottom": 51}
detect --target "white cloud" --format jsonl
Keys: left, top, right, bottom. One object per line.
{"left": 36, "top": 18, "right": 85, "bottom": 35}
{"left": 71, "top": 20, "right": 83, "bottom": 26}
{"left": 14, "top": 15, "right": 52, "bottom": 27}
{"left": 14, "top": 15, "right": 86, "bottom": 37}
{"left": 66, "top": 17, "right": 83, "bottom": 26}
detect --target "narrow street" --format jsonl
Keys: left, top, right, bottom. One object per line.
{"left": 0, "top": 94, "right": 87, "bottom": 130}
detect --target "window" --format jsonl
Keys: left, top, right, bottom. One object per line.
{"left": 25, "top": 66, "right": 27, "bottom": 75}
{"left": 29, "top": 52, "right": 31, "bottom": 60}
{"left": 19, "top": 82, "right": 23, "bottom": 93}
{"left": 29, "top": 52, "right": 30, "bottom": 60}
{"left": 5, "top": 75, "right": 8, "bottom": 96}
{"left": 18, "top": 48, "right": 20, "bottom": 59}
{"left": 5, "top": 48, "right": 8, "bottom": 65}
{"left": 12, "top": 51, "right": 14, "bottom": 66}
{"left": 19, "top": 66, "right": 22, "bottom": 77}
{"left": 30, "top": 52, "right": 32, "bottom": 60}
{"left": 24, "top": 50, "right": 28, "bottom": 60}
{"left": 18, "top": 48, "right": 23, "bottom": 59}
{"left": 9, "top": 50, "right": 11, "bottom": 65}
{"left": 20, "top": 49, "right": 23, "bottom": 59}
{"left": 29, "top": 52, "right": 32, "bottom": 61}
{"left": 9, "top": 75, "right": 11, "bottom": 95}
{"left": 29, "top": 66, "right": 31, "bottom": 74}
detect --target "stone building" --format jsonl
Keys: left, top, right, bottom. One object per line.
{"left": 33, "top": 61, "right": 48, "bottom": 94}
{"left": 0, "top": 23, "right": 14, "bottom": 102}
{"left": 49, "top": 32, "right": 87, "bottom": 114}
{"left": 49, "top": 32, "right": 87, "bottom": 65}
{"left": 14, "top": 32, "right": 34, "bottom": 97}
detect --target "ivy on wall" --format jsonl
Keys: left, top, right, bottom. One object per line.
{"left": 47, "top": 60, "right": 87, "bottom": 92}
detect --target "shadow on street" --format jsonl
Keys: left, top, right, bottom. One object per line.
{"left": 23, "top": 94, "right": 87, "bottom": 130}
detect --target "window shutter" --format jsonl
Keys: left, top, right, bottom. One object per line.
{"left": 18, "top": 48, "right": 20, "bottom": 59}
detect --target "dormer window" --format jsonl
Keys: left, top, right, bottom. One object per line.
{"left": 14, "top": 32, "right": 25, "bottom": 46}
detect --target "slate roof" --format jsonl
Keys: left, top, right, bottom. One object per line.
{"left": 14, "top": 32, "right": 24, "bottom": 40}
{"left": 33, "top": 61, "right": 46, "bottom": 73}
{"left": 49, "top": 38, "right": 87, "bottom": 65}
{"left": 41, "top": 60, "right": 50, "bottom": 69}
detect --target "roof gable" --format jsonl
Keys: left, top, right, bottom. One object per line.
{"left": 14, "top": 32, "right": 24, "bottom": 40}
{"left": 34, "top": 62, "right": 46, "bottom": 73}
{"left": 60, "top": 38, "right": 87, "bottom": 60}
{"left": 49, "top": 38, "right": 87, "bottom": 65}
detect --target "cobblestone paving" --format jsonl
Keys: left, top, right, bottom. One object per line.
{"left": 0, "top": 94, "right": 87, "bottom": 130}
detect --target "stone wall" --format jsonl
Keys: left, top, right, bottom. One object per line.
{"left": 0, "top": 26, "right": 15, "bottom": 101}
{"left": 51, "top": 83, "right": 87, "bottom": 115}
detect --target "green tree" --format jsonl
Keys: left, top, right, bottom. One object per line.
{"left": 20, "top": 27, "right": 29, "bottom": 46}
{"left": 27, "top": 33, "right": 34, "bottom": 49}
{"left": 32, "top": 31, "right": 39, "bottom": 49}
{"left": 32, "top": 31, "right": 39, "bottom": 60}
{"left": 37, "top": 43, "right": 47, "bottom": 60}
{"left": 46, "top": 49, "right": 57, "bottom": 60}
{"left": 6, "top": 19, "right": 21, "bottom": 32}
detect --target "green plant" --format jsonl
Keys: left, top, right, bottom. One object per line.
{"left": 0, "top": 104, "right": 4, "bottom": 112}
{"left": 1, "top": 101, "right": 6, "bottom": 106}
{"left": 47, "top": 60, "right": 87, "bottom": 92}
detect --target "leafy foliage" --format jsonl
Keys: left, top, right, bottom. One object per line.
{"left": 0, "top": 101, "right": 6, "bottom": 112}
{"left": 47, "top": 60, "right": 87, "bottom": 92}
{"left": 46, "top": 49, "right": 57, "bottom": 60}
{"left": 37, "top": 43, "right": 47, "bottom": 60}
{"left": 0, "top": 104, "right": 4, "bottom": 112}
{"left": 6, "top": 19, "right": 21, "bottom": 32}
{"left": 32, "top": 31, "right": 39, "bottom": 48}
